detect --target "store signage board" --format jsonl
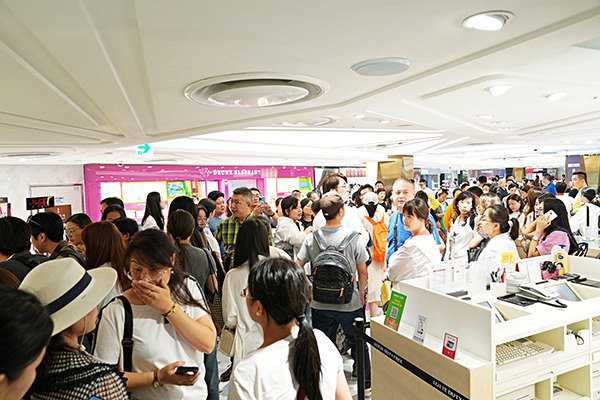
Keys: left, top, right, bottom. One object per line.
{"left": 136, "top": 144, "right": 153, "bottom": 158}
{"left": 26, "top": 196, "right": 55, "bottom": 210}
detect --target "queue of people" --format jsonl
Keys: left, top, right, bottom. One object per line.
{"left": 1, "top": 170, "right": 599, "bottom": 400}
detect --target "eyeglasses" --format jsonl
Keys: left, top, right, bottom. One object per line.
{"left": 197, "top": 217, "right": 208, "bottom": 222}
{"left": 480, "top": 219, "right": 493, "bottom": 223}
{"left": 126, "top": 265, "right": 169, "bottom": 282}
{"left": 65, "top": 227, "right": 81, "bottom": 236}
{"left": 231, "top": 200, "right": 248, "bottom": 206}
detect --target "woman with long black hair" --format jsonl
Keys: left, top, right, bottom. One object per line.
{"left": 528, "top": 198, "right": 578, "bottom": 257}
{"left": 221, "top": 217, "right": 270, "bottom": 380}
{"left": 142, "top": 192, "right": 165, "bottom": 231}
{"left": 229, "top": 257, "right": 351, "bottom": 400}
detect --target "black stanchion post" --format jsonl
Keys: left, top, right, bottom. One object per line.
{"left": 355, "top": 317, "right": 365, "bottom": 400}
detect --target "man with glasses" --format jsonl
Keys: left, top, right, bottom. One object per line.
{"left": 312, "top": 172, "right": 369, "bottom": 245}
{"left": 0, "top": 216, "right": 48, "bottom": 281}
{"left": 215, "top": 187, "right": 254, "bottom": 271}
{"left": 28, "top": 212, "right": 84, "bottom": 267}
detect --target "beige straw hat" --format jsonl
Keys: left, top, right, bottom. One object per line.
{"left": 19, "top": 258, "right": 116, "bottom": 335}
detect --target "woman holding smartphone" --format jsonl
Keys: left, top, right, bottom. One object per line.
{"left": 528, "top": 198, "right": 578, "bottom": 257}
{"left": 94, "top": 229, "right": 216, "bottom": 400}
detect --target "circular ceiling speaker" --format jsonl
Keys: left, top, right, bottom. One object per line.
{"left": 184, "top": 73, "right": 327, "bottom": 108}
{"left": 351, "top": 57, "right": 414, "bottom": 77}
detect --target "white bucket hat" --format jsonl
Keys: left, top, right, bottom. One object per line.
{"left": 19, "top": 258, "right": 117, "bottom": 336}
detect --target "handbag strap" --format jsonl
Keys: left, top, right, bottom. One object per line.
{"left": 117, "top": 295, "right": 134, "bottom": 372}
{"left": 296, "top": 387, "right": 306, "bottom": 400}
{"left": 200, "top": 247, "right": 221, "bottom": 297}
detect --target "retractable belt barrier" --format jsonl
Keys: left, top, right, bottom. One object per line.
{"left": 353, "top": 318, "right": 469, "bottom": 400}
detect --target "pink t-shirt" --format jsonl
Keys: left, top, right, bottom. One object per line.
{"left": 537, "top": 230, "right": 570, "bottom": 255}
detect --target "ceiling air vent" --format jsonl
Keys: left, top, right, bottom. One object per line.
{"left": 0, "top": 152, "right": 59, "bottom": 159}
{"left": 184, "top": 73, "right": 327, "bottom": 108}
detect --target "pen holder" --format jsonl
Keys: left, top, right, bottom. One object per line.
{"left": 490, "top": 282, "right": 506, "bottom": 297}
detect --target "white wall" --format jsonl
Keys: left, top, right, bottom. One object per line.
{"left": 0, "top": 165, "right": 84, "bottom": 219}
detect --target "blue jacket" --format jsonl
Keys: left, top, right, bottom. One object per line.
{"left": 386, "top": 211, "right": 441, "bottom": 266}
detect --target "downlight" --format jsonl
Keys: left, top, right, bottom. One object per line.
{"left": 184, "top": 73, "right": 327, "bottom": 108}
{"left": 463, "top": 11, "right": 513, "bottom": 31}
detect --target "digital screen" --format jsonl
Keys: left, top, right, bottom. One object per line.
{"left": 546, "top": 283, "right": 581, "bottom": 302}
{"left": 26, "top": 196, "right": 54, "bottom": 210}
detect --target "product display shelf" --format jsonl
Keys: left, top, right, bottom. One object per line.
{"left": 370, "top": 256, "right": 600, "bottom": 400}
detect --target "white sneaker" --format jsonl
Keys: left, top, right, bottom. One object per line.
{"left": 365, "top": 387, "right": 372, "bottom": 398}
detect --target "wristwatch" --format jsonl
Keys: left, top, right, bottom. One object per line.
{"left": 153, "top": 369, "right": 163, "bottom": 388}
{"left": 532, "top": 236, "right": 539, "bottom": 241}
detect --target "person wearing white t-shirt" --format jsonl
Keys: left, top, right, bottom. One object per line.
{"left": 312, "top": 172, "right": 370, "bottom": 246}
{"left": 476, "top": 205, "right": 520, "bottom": 263}
{"left": 388, "top": 198, "right": 440, "bottom": 286}
{"left": 555, "top": 181, "right": 575, "bottom": 214}
{"left": 94, "top": 229, "right": 216, "bottom": 400}
{"left": 569, "top": 187, "right": 600, "bottom": 237}
{"left": 443, "top": 191, "right": 477, "bottom": 262}
{"left": 229, "top": 257, "right": 352, "bottom": 400}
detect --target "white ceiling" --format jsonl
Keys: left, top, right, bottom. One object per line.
{"left": 1, "top": 0, "right": 600, "bottom": 169}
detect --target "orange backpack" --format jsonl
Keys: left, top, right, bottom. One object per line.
{"left": 364, "top": 216, "right": 388, "bottom": 263}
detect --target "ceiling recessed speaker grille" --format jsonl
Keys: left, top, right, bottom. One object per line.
{"left": 184, "top": 73, "right": 327, "bottom": 108}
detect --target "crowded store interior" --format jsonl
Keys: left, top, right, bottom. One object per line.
{"left": 3, "top": 2, "right": 600, "bottom": 400}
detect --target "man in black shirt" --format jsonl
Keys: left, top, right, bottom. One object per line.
{"left": 28, "top": 212, "right": 84, "bottom": 266}
{"left": 0, "top": 216, "right": 48, "bottom": 281}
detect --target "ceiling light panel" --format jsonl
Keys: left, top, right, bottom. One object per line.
{"left": 351, "top": 57, "right": 414, "bottom": 77}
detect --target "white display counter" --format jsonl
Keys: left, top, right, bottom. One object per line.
{"left": 371, "top": 255, "right": 600, "bottom": 400}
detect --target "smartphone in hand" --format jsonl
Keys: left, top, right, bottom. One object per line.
{"left": 175, "top": 366, "right": 199, "bottom": 375}
{"left": 545, "top": 209, "right": 557, "bottom": 222}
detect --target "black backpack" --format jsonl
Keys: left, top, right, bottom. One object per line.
{"left": 311, "top": 229, "right": 359, "bottom": 304}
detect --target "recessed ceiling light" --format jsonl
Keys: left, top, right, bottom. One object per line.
{"left": 485, "top": 85, "right": 512, "bottom": 96}
{"left": 562, "top": 140, "right": 571, "bottom": 144}
{"left": 542, "top": 92, "right": 567, "bottom": 102}
{"left": 351, "top": 57, "right": 414, "bottom": 77}
{"left": 501, "top": 127, "right": 518, "bottom": 131}
{"left": 379, "top": 120, "right": 390, "bottom": 124}
{"left": 586, "top": 140, "right": 594, "bottom": 144}
{"left": 354, "top": 114, "right": 366, "bottom": 119}
{"left": 463, "top": 11, "right": 513, "bottom": 31}
{"left": 477, "top": 114, "right": 495, "bottom": 119}
{"left": 184, "top": 73, "right": 327, "bottom": 107}
{"left": 490, "top": 120, "right": 508, "bottom": 125}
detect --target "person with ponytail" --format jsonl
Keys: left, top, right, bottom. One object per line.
{"left": 229, "top": 257, "right": 352, "bottom": 400}
{"left": 476, "top": 204, "right": 520, "bottom": 262}
{"left": 388, "top": 198, "right": 441, "bottom": 287}
{"left": 142, "top": 192, "right": 165, "bottom": 231}
{"left": 220, "top": 218, "right": 270, "bottom": 381}
{"left": 569, "top": 187, "right": 600, "bottom": 237}
{"left": 167, "top": 210, "right": 217, "bottom": 297}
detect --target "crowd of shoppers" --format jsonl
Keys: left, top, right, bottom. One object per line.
{"left": 1, "top": 170, "right": 598, "bottom": 400}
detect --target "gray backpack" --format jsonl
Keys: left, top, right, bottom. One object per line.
{"left": 311, "top": 229, "right": 359, "bottom": 304}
